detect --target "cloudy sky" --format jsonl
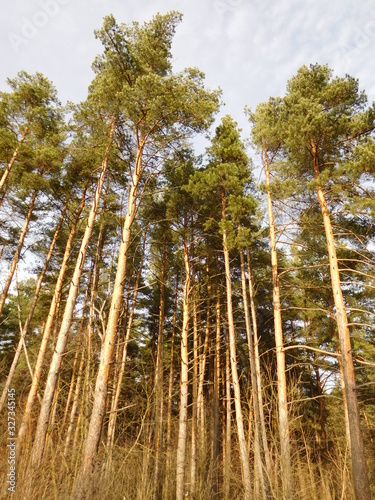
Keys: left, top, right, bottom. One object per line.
{"left": 1, "top": 0, "right": 375, "bottom": 150}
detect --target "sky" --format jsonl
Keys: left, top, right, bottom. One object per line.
{"left": 1, "top": 0, "right": 375, "bottom": 155}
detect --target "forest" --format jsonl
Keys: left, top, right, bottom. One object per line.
{"left": 0, "top": 11, "right": 374, "bottom": 500}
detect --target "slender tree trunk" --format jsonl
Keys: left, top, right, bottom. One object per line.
{"left": 28, "top": 124, "right": 115, "bottom": 471}
{"left": 165, "top": 274, "right": 178, "bottom": 497}
{"left": 63, "top": 340, "right": 86, "bottom": 456}
{"left": 17, "top": 186, "right": 86, "bottom": 449}
{"left": 212, "top": 287, "right": 221, "bottom": 497}
{"left": 175, "top": 238, "right": 191, "bottom": 500}
{"left": 105, "top": 292, "right": 129, "bottom": 454}
{"left": 62, "top": 323, "right": 85, "bottom": 431}
{"left": 73, "top": 140, "right": 143, "bottom": 496}
{"left": 153, "top": 239, "right": 166, "bottom": 498}
{"left": 327, "top": 302, "right": 352, "bottom": 450}
{"left": 263, "top": 149, "right": 293, "bottom": 499}
{"left": 224, "top": 325, "right": 231, "bottom": 500}
{"left": 190, "top": 277, "right": 199, "bottom": 497}
{"left": 221, "top": 194, "right": 252, "bottom": 499}
{"left": 106, "top": 232, "right": 146, "bottom": 455}
{"left": 197, "top": 267, "right": 211, "bottom": 452}
{"left": 0, "top": 190, "right": 37, "bottom": 318}
{"left": 58, "top": 289, "right": 89, "bottom": 443}
{"left": 337, "top": 348, "right": 352, "bottom": 449}
{"left": 0, "top": 202, "right": 66, "bottom": 412}
{"left": 313, "top": 360, "right": 327, "bottom": 446}
{"left": 83, "top": 219, "right": 107, "bottom": 435}
{"left": 0, "top": 126, "right": 29, "bottom": 200}
{"left": 311, "top": 140, "right": 370, "bottom": 500}
{"left": 246, "top": 250, "right": 271, "bottom": 476}
{"left": 240, "top": 249, "right": 270, "bottom": 499}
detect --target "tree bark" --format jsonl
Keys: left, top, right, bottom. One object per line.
{"left": 175, "top": 238, "right": 191, "bottom": 500}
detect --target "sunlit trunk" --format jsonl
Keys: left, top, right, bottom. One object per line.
{"left": 222, "top": 192, "right": 252, "bottom": 499}
{"left": 0, "top": 202, "right": 66, "bottom": 412}
{"left": 175, "top": 237, "right": 191, "bottom": 500}
{"left": 0, "top": 190, "right": 37, "bottom": 318}
{"left": 0, "top": 126, "right": 29, "bottom": 202}
{"left": 264, "top": 148, "right": 293, "bottom": 499}
{"left": 311, "top": 140, "right": 370, "bottom": 500}
{"left": 73, "top": 139, "right": 143, "bottom": 496}
{"left": 17, "top": 187, "right": 86, "bottom": 449}
{"left": 28, "top": 124, "right": 114, "bottom": 473}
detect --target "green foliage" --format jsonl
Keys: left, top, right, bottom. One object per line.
{"left": 187, "top": 115, "right": 257, "bottom": 250}
{"left": 91, "top": 12, "right": 220, "bottom": 142}
{"left": 0, "top": 71, "right": 66, "bottom": 193}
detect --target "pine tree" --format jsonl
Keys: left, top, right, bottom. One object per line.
{"left": 281, "top": 64, "right": 374, "bottom": 500}
{"left": 188, "top": 115, "right": 255, "bottom": 499}
{"left": 73, "top": 13, "right": 220, "bottom": 496}
{"left": 249, "top": 98, "right": 294, "bottom": 499}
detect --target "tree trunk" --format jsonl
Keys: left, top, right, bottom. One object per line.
{"left": 224, "top": 325, "right": 231, "bottom": 500}
{"left": 73, "top": 139, "right": 143, "bottom": 496}
{"left": 59, "top": 287, "right": 90, "bottom": 445}
{"left": 197, "top": 267, "right": 211, "bottom": 453}
{"left": 27, "top": 124, "right": 115, "bottom": 471}
{"left": 313, "top": 359, "right": 327, "bottom": 446}
{"left": 337, "top": 348, "right": 352, "bottom": 449}
{"left": 190, "top": 277, "right": 199, "bottom": 497}
{"left": 153, "top": 239, "right": 166, "bottom": 498}
{"left": 17, "top": 186, "right": 86, "bottom": 449}
{"left": 84, "top": 219, "right": 107, "bottom": 435}
{"left": 212, "top": 287, "right": 221, "bottom": 497}
{"left": 263, "top": 148, "right": 293, "bottom": 499}
{"left": 165, "top": 274, "right": 178, "bottom": 497}
{"left": 0, "top": 202, "right": 66, "bottom": 412}
{"left": 62, "top": 320, "right": 85, "bottom": 430}
{"left": 240, "top": 249, "right": 270, "bottom": 499}
{"left": 221, "top": 194, "right": 252, "bottom": 499}
{"left": 311, "top": 140, "right": 370, "bottom": 500}
{"left": 0, "top": 190, "right": 37, "bottom": 318}
{"left": 0, "top": 126, "right": 29, "bottom": 201}
{"left": 246, "top": 250, "right": 271, "bottom": 476}
{"left": 106, "top": 232, "right": 146, "bottom": 455}
{"left": 175, "top": 239, "right": 191, "bottom": 500}
{"left": 63, "top": 340, "right": 86, "bottom": 457}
